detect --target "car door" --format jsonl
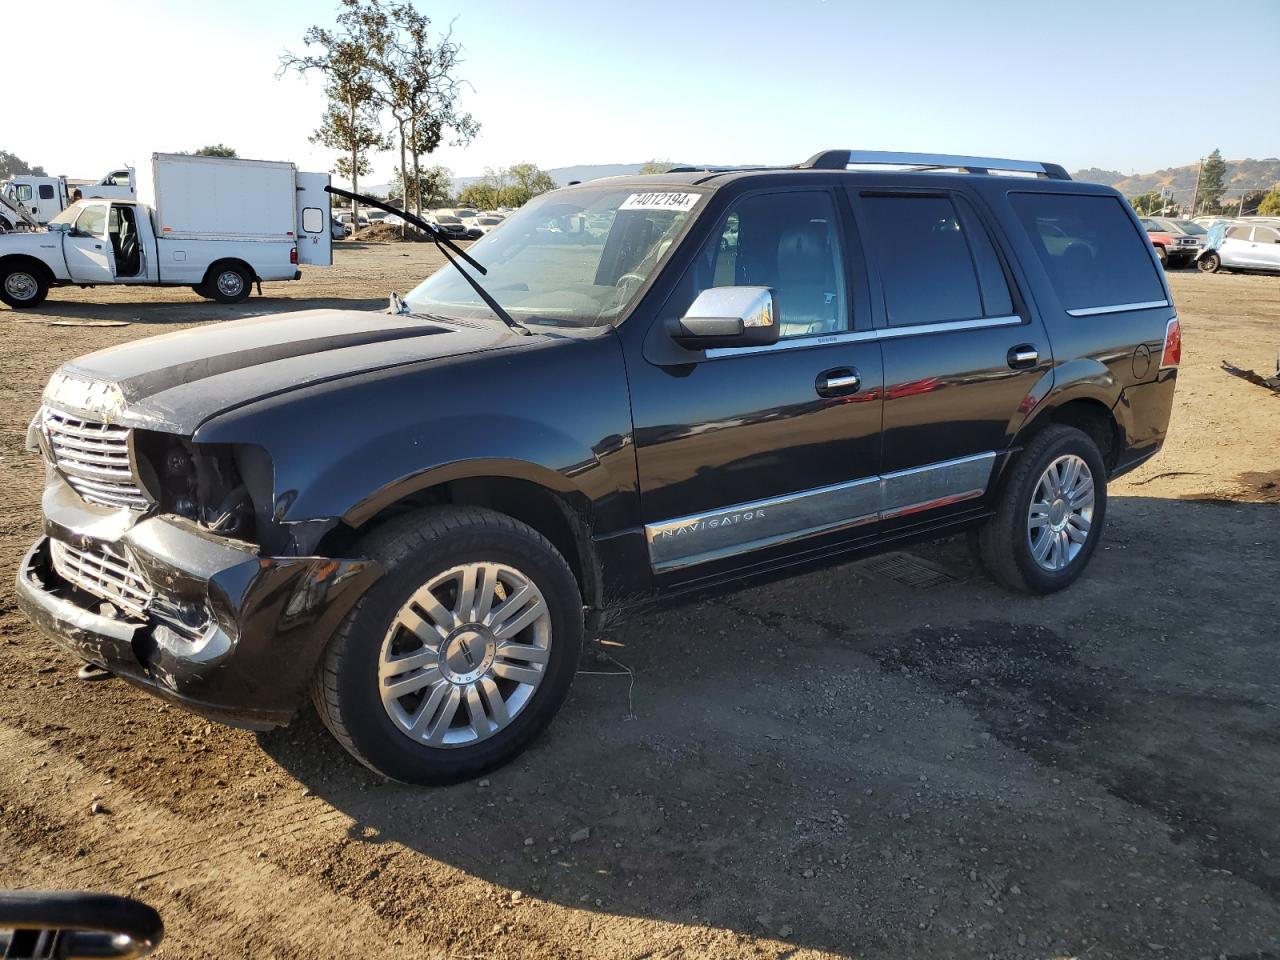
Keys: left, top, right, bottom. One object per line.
{"left": 62, "top": 203, "right": 116, "bottom": 283}
{"left": 627, "top": 187, "right": 884, "bottom": 584}
{"left": 1247, "top": 225, "right": 1280, "bottom": 269}
{"left": 295, "top": 172, "right": 333, "bottom": 266}
{"left": 847, "top": 187, "right": 1052, "bottom": 529}
{"left": 1219, "top": 224, "right": 1254, "bottom": 268}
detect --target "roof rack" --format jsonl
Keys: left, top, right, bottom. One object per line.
{"left": 798, "top": 150, "right": 1071, "bottom": 181}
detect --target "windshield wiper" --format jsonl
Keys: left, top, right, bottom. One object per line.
{"left": 325, "top": 185, "right": 529, "bottom": 336}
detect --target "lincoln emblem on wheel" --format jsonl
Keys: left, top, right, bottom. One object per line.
{"left": 15, "top": 151, "right": 1178, "bottom": 783}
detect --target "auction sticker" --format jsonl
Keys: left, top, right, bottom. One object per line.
{"left": 620, "top": 192, "right": 701, "bottom": 212}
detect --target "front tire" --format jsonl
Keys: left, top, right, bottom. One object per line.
{"left": 312, "top": 506, "right": 583, "bottom": 784}
{"left": 976, "top": 425, "right": 1108, "bottom": 594}
{"left": 1197, "top": 252, "right": 1221, "bottom": 273}
{"left": 0, "top": 266, "right": 49, "bottom": 308}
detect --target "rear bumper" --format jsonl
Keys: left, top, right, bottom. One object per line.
{"left": 15, "top": 487, "right": 380, "bottom": 729}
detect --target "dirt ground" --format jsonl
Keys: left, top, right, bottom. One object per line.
{"left": 1, "top": 245, "right": 1278, "bottom": 960}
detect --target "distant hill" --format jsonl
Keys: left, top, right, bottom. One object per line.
{"left": 1071, "top": 158, "right": 1280, "bottom": 203}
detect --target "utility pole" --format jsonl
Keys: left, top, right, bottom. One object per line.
{"left": 1189, "top": 157, "right": 1204, "bottom": 217}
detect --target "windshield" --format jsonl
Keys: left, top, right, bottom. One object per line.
{"left": 1169, "top": 219, "right": 1207, "bottom": 235}
{"left": 47, "top": 205, "right": 81, "bottom": 229}
{"left": 435, "top": 215, "right": 461, "bottom": 224}
{"left": 406, "top": 185, "right": 702, "bottom": 327}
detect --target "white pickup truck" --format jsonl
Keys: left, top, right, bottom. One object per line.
{"left": 0, "top": 153, "right": 331, "bottom": 308}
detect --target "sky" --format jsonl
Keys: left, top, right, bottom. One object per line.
{"left": 7, "top": 0, "right": 1277, "bottom": 187}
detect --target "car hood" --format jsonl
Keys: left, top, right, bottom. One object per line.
{"left": 44, "top": 308, "right": 538, "bottom": 433}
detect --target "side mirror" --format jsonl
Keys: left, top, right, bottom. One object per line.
{"left": 669, "top": 286, "right": 779, "bottom": 350}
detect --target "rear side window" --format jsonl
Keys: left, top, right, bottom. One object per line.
{"left": 1009, "top": 193, "right": 1165, "bottom": 312}
{"left": 859, "top": 194, "right": 1012, "bottom": 327}
{"left": 38, "top": 184, "right": 55, "bottom": 200}
{"left": 1254, "top": 226, "right": 1280, "bottom": 244}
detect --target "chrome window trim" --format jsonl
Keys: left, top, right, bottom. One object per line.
{"left": 703, "top": 315, "right": 1021, "bottom": 359}
{"left": 876, "top": 315, "right": 1021, "bottom": 339}
{"left": 646, "top": 452, "right": 996, "bottom": 571}
{"left": 1065, "top": 300, "right": 1169, "bottom": 317}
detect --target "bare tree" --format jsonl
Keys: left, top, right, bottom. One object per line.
{"left": 280, "top": 2, "right": 388, "bottom": 225}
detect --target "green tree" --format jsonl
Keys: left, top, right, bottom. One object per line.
{"left": 1255, "top": 187, "right": 1280, "bottom": 217}
{"left": 281, "top": 2, "right": 389, "bottom": 225}
{"left": 391, "top": 164, "right": 453, "bottom": 210}
{"left": 1195, "top": 148, "right": 1228, "bottom": 214}
{"left": 1129, "top": 192, "right": 1162, "bottom": 216}
{"left": 355, "top": 0, "right": 479, "bottom": 225}
{"left": 0, "top": 150, "right": 47, "bottom": 179}
{"left": 457, "top": 163, "right": 556, "bottom": 210}
{"left": 639, "top": 159, "right": 674, "bottom": 175}
{"left": 192, "top": 144, "right": 238, "bottom": 158}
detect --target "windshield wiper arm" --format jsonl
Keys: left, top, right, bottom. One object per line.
{"left": 325, "top": 184, "right": 528, "bottom": 335}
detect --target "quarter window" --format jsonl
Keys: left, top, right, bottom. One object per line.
{"left": 1253, "top": 226, "right": 1280, "bottom": 244}
{"left": 859, "top": 194, "right": 1012, "bottom": 327}
{"left": 38, "top": 184, "right": 55, "bottom": 200}
{"left": 1009, "top": 193, "right": 1165, "bottom": 312}
{"left": 685, "top": 191, "right": 848, "bottom": 339}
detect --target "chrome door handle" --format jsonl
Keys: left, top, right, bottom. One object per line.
{"left": 1007, "top": 345, "right": 1039, "bottom": 369}
{"left": 816, "top": 368, "right": 861, "bottom": 397}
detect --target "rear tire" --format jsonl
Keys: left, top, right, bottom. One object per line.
{"left": 1155, "top": 246, "right": 1168, "bottom": 267}
{"left": 311, "top": 506, "right": 583, "bottom": 784}
{"left": 0, "top": 266, "right": 49, "bottom": 308}
{"left": 976, "top": 425, "right": 1107, "bottom": 594}
{"left": 204, "top": 264, "right": 251, "bottom": 304}
{"left": 1197, "top": 252, "right": 1221, "bottom": 273}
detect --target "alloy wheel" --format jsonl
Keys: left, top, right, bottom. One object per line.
{"left": 377, "top": 562, "right": 552, "bottom": 748}
{"left": 1027, "top": 454, "right": 1095, "bottom": 572}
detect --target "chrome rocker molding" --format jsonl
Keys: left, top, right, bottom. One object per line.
{"left": 646, "top": 452, "right": 996, "bottom": 571}
{"left": 705, "top": 315, "right": 1022, "bottom": 359}
{"left": 1065, "top": 300, "right": 1169, "bottom": 318}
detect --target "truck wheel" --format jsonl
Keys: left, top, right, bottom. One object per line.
{"left": 1197, "top": 252, "right": 1221, "bottom": 273}
{"left": 205, "top": 265, "right": 251, "bottom": 304}
{"left": 192, "top": 283, "right": 214, "bottom": 300}
{"left": 0, "top": 267, "right": 49, "bottom": 308}
{"left": 975, "top": 425, "right": 1107, "bottom": 595}
{"left": 312, "top": 506, "right": 583, "bottom": 784}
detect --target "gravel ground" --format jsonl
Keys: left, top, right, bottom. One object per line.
{"left": 1, "top": 245, "right": 1277, "bottom": 959}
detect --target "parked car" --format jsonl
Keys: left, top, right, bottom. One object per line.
{"left": 338, "top": 212, "right": 370, "bottom": 228}
{"left": 472, "top": 215, "right": 505, "bottom": 236}
{"left": 428, "top": 214, "right": 468, "bottom": 238}
{"left": 331, "top": 217, "right": 351, "bottom": 240}
{"left": 16, "top": 149, "right": 1179, "bottom": 784}
{"left": 0, "top": 153, "right": 331, "bottom": 308}
{"left": 1198, "top": 221, "right": 1280, "bottom": 274}
{"left": 1139, "top": 217, "right": 1201, "bottom": 267}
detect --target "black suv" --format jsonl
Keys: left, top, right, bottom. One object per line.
{"left": 16, "top": 150, "right": 1180, "bottom": 784}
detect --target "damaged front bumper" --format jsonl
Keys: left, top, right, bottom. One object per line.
{"left": 15, "top": 481, "right": 380, "bottom": 729}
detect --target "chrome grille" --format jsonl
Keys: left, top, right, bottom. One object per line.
{"left": 49, "top": 539, "right": 153, "bottom": 620}
{"left": 43, "top": 408, "right": 148, "bottom": 509}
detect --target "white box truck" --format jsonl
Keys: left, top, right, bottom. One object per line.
{"left": 0, "top": 153, "right": 331, "bottom": 308}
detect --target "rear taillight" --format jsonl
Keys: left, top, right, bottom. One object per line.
{"left": 290, "top": 247, "right": 298, "bottom": 265}
{"left": 1160, "top": 317, "right": 1181, "bottom": 369}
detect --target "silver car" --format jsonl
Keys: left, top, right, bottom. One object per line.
{"left": 1198, "top": 222, "right": 1280, "bottom": 274}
